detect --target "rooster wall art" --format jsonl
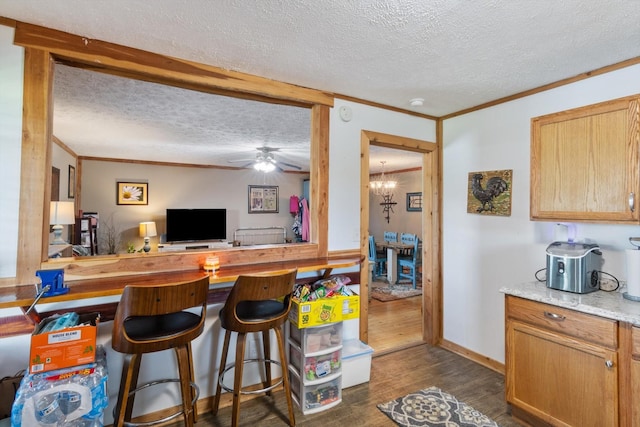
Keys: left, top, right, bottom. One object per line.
{"left": 467, "top": 169, "right": 512, "bottom": 216}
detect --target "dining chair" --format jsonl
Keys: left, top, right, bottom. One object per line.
{"left": 397, "top": 236, "right": 421, "bottom": 288}
{"left": 400, "top": 232, "right": 416, "bottom": 256}
{"left": 383, "top": 231, "right": 398, "bottom": 243}
{"left": 368, "top": 236, "right": 387, "bottom": 280}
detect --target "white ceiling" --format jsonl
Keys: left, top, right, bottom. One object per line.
{"left": 2, "top": 0, "right": 639, "bottom": 173}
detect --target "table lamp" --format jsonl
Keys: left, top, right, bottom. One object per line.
{"left": 139, "top": 221, "right": 157, "bottom": 253}
{"left": 50, "top": 201, "right": 76, "bottom": 244}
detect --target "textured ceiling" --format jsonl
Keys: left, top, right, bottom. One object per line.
{"left": 2, "top": 0, "right": 640, "bottom": 173}
{"left": 53, "top": 65, "right": 312, "bottom": 170}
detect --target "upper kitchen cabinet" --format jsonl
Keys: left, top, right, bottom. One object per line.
{"left": 531, "top": 95, "right": 640, "bottom": 223}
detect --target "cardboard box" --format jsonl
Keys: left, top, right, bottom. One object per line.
{"left": 289, "top": 293, "right": 360, "bottom": 328}
{"left": 340, "top": 294, "right": 360, "bottom": 321}
{"left": 341, "top": 339, "right": 374, "bottom": 388}
{"left": 29, "top": 313, "right": 99, "bottom": 374}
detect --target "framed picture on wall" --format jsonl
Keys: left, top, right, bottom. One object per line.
{"left": 466, "top": 169, "right": 512, "bottom": 216}
{"left": 248, "top": 185, "right": 279, "bottom": 213}
{"left": 116, "top": 181, "right": 148, "bottom": 205}
{"left": 68, "top": 165, "right": 76, "bottom": 198}
{"left": 406, "top": 192, "right": 422, "bottom": 212}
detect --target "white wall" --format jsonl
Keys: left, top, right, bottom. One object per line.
{"left": 442, "top": 64, "right": 640, "bottom": 363}
{"left": 328, "top": 99, "right": 436, "bottom": 251}
{"left": 0, "top": 25, "right": 23, "bottom": 278}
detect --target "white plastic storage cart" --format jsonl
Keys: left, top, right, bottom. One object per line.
{"left": 287, "top": 322, "right": 343, "bottom": 414}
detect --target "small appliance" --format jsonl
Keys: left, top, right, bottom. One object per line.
{"left": 546, "top": 241, "right": 602, "bottom": 294}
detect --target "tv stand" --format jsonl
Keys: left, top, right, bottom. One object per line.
{"left": 157, "top": 241, "right": 232, "bottom": 252}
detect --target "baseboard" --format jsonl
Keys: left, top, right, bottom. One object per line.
{"left": 439, "top": 339, "right": 505, "bottom": 375}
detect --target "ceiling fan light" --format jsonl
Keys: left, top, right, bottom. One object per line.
{"left": 263, "top": 162, "right": 275, "bottom": 172}
{"left": 254, "top": 160, "right": 275, "bottom": 172}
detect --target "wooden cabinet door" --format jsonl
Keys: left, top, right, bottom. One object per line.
{"left": 531, "top": 95, "right": 640, "bottom": 223}
{"left": 631, "top": 326, "right": 640, "bottom": 426}
{"left": 506, "top": 320, "right": 618, "bottom": 427}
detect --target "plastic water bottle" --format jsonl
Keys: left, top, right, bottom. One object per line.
{"left": 59, "top": 389, "right": 82, "bottom": 416}
{"left": 66, "top": 415, "right": 102, "bottom": 426}
{"left": 35, "top": 392, "right": 65, "bottom": 426}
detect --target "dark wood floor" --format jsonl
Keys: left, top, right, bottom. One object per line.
{"left": 183, "top": 343, "right": 523, "bottom": 427}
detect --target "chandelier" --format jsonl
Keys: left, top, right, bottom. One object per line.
{"left": 370, "top": 161, "right": 397, "bottom": 196}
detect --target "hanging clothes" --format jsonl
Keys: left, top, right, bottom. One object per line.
{"left": 289, "top": 195, "right": 299, "bottom": 214}
{"left": 301, "top": 198, "right": 310, "bottom": 242}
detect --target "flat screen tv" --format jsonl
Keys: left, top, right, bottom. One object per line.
{"left": 166, "top": 208, "right": 226, "bottom": 242}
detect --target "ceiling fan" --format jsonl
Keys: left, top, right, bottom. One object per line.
{"left": 228, "top": 147, "right": 302, "bottom": 172}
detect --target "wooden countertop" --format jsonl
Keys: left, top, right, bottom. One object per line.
{"left": 0, "top": 256, "right": 361, "bottom": 338}
{"left": 0, "top": 256, "right": 361, "bottom": 310}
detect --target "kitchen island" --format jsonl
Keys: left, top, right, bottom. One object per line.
{"left": 501, "top": 281, "right": 640, "bottom": 427}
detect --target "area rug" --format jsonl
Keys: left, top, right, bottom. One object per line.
{"left": 377, "top": 386, "right": 501, "bottom": 427}
{"left": 371, "top": 281, "right": 422, "bottom": 302}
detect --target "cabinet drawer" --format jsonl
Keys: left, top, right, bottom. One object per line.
{"left": 506, "top": 296, "right": 618, "bottom": 349}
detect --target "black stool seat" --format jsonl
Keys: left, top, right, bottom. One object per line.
{"left": 124, "top": 312, "right": 202, "bottom": 341}
{"left": 224, "top": 299, "right": 289, "bottom": 324}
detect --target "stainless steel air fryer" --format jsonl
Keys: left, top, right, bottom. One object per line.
{"left": 546, "top": 241, "right": 602, "bottom": 293}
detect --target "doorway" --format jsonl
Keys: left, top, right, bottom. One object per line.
{"left": 367, "top": 146, "right": 423, "bottom": 354}
{"left": 358, "top": 130, "right": 441, "bottom": 350}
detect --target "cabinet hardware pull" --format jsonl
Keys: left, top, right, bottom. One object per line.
{"left": 630, "top": 192, "right": 635, "bottom": 213}
{"left": 605, "top": 360, "right": 614, "bottom": 368}
{"left": 543, "top": 311, "right": 566, "bottom": 321}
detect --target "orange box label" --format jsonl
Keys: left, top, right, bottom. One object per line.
{"left": 29, "top": 313, "right": 99, "bottom": 374}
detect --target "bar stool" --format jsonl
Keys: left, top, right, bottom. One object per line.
{"left": 212, "top": 269, "right": 297, "bottom": 427}
{"left": 111, "top": 275, "right": 210, "bottom": 427}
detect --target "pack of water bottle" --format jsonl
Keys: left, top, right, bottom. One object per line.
{"left": 10, "top": 345, "right": 108, "bottom": 426}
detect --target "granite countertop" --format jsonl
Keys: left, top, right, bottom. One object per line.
{"left": 500, "top": 281, "right": 640, "bottom": 326}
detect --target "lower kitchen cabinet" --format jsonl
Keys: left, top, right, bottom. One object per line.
{"left": 632, "top": 326, "right": 640, "bottom": 426}
{"left": 505, "top": 296, "right": 619, "bottom": 427}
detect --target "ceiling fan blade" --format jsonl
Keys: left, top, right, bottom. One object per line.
{"left": 227, "top": 158, "right": 255, "bottom": 163}
{"left": 259, "top": 146, "right": 280, "bottom": 153}
{"left": 278, "top": 161, "right": 302, "bottom": 170}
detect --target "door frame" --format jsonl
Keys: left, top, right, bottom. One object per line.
{"left": 359, "top": 130, "right": 442, "bottom": 345}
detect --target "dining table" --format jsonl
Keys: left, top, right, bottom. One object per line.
{"left": 376, "top": 241, "right": 413, "bottom": 284}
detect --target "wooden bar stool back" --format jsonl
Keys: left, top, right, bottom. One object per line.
{"left": 213, "top": 268, "right": 297, "bottom": 427}
{"left": 111, "top": 276, "right": 210, "bottom": 427}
